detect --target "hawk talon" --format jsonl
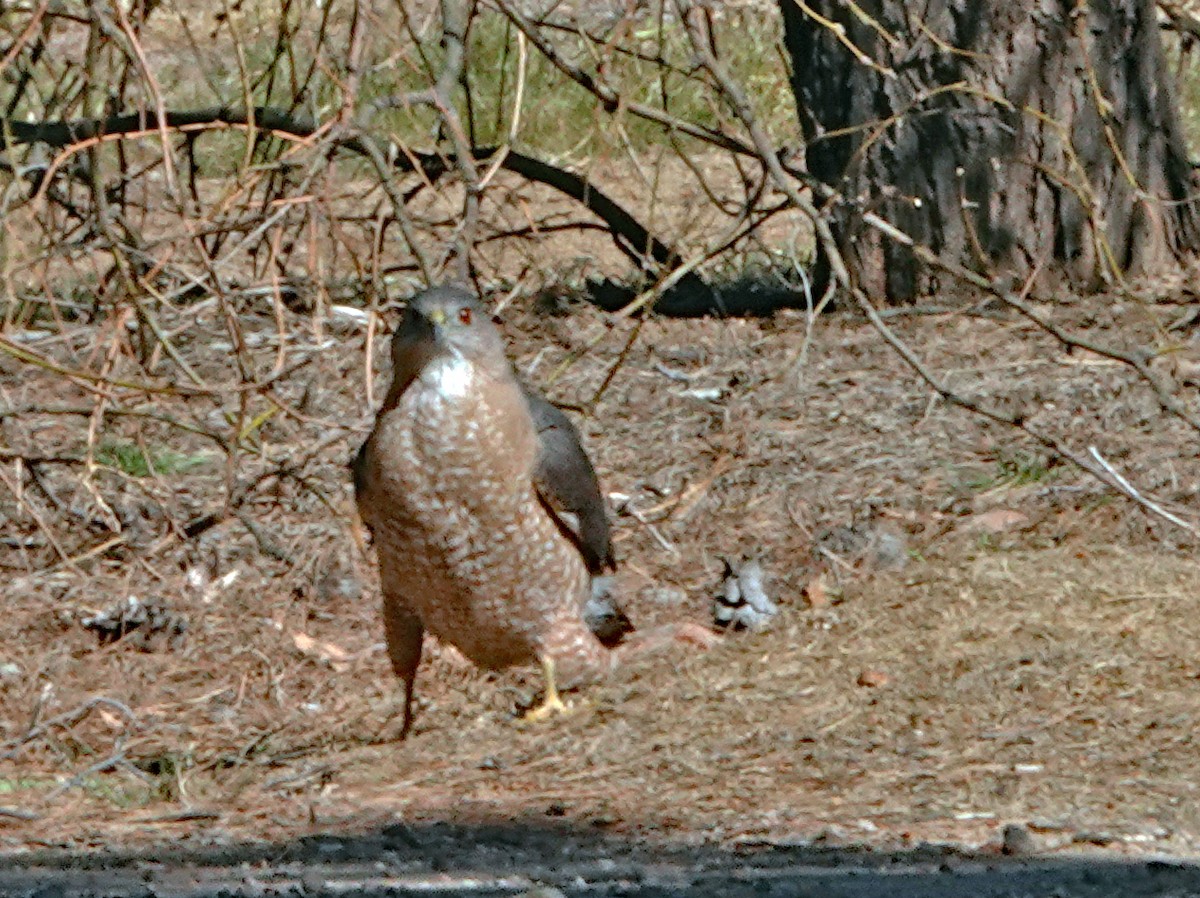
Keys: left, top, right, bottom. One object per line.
{"left": 523, "top": 692, "right": 574, "bottom": 722}
{"left": 521, "top": 655, "right": 574, "bottom": 723}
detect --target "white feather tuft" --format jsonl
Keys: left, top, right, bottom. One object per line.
{"left": 423, "top": 354, "right": 474, "bottom": 398}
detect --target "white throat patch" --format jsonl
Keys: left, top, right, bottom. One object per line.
{"left": 422, "top": 353, "right": 475, "bottom": 399}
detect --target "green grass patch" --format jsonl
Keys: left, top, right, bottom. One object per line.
{"left": 72, "top": 6, "right": 793, "bottom": 176}
{"left": 0, "top": 776, "right": 51, "bottom": 794}
{"left": 96, "top": 442, "right": 210, "bottom": 478}
{"left": 452, "top": 12, "right": 792, "bottom": 155}
{"left": 967, "top": 451, "right": 1059, "bottom": 493}
{"left": 78, "top": 776, "right": 157, "bottom": 809}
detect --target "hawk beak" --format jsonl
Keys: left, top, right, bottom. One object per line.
{"left": 422, "top": 306, "right": 450, "bottom": 344}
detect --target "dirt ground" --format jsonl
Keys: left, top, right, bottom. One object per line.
{"left": 7, "top": 274, "right": 1200, "bottom": 895}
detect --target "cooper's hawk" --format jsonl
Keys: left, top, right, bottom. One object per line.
{"left": 354, "top": 285, "right": 649, "bottom": 735}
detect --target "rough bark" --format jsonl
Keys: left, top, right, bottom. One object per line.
{"left": 780, "top": 0, "right": 1200, "bottom": 302}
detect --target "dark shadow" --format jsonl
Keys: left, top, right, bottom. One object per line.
{"left": 1, "top": 816, "right": 1197, "bottom": 897}
{"left": 584, "top": 274, "right": 816, "bottom": 319}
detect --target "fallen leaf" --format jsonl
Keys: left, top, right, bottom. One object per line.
{"left": 803, "top": 575, "right": 829, "bottom": 609}
{"left": 857, "top": 669, "right": 889, "bottom": 688}
{"left": 292, "top": 632, "right": 352, "bottom": 671}
{"left": 967, "top": 508, "right": 1030, "bottom": 535}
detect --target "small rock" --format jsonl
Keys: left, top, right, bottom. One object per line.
{"left": 712, "top": 559, "right": 778, "bottom": 632}
{"left": 1002, "top": 823, "right": 1038, "bottom": 856}
{"left": 856, "top": 669, "right": 889, "bottom": 688}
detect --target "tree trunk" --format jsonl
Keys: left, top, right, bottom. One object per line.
{"left": 780, "top": 0, "right": 1200, "bottom": 303}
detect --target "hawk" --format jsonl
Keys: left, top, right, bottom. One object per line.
{"left": 353, "top": 285, "right": 649, "bottom": 735}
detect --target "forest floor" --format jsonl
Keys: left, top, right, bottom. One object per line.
{"left": 6, "top": 2, "right": 1200, "bottom": 886}
{"left": 6, "top": 278, "right": 1200, "bottom": 895}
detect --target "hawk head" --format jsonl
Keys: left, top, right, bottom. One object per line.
{"left": 389, "top": 286, "right": 509, "bottom": 396}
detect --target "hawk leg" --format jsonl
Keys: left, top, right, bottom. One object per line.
{"left": 524, "top": 654, "right": 574, "bottom": 721}
{"left": 382, "top": 597, "right": 424, "bottom": 738}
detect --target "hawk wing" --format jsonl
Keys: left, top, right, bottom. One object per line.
{"left": 523, "top": 384, "right": 633, "bottom": 646}
{"left": 523, "top": 385, "right": 614, "bottom": 573}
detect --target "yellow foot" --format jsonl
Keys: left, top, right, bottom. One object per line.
{"left": 523, "top": 692, "right": 574, "bottom": 722}
{"left": 520, "top": 654, "right": 574, "bottom": 722}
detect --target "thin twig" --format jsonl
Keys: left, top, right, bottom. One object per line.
{"left": 1087, "top": 447, "right": 1199, "bottom": 535}
{"left": 3, "top": 697, "right": 139, "bottom": 761}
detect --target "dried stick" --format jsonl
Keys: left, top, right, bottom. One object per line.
{"left": 3, "top": 696, "right": 138, "bottom": 761}
{"left": 0, "top": 105, "right": 686, "bottom": 282}
{"left": 1088, "top": 447, "right": 1199, "bottom": 536}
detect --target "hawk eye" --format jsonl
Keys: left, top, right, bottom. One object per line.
{"left": 457, "top": 306, "right": 473, "bottom": 325}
